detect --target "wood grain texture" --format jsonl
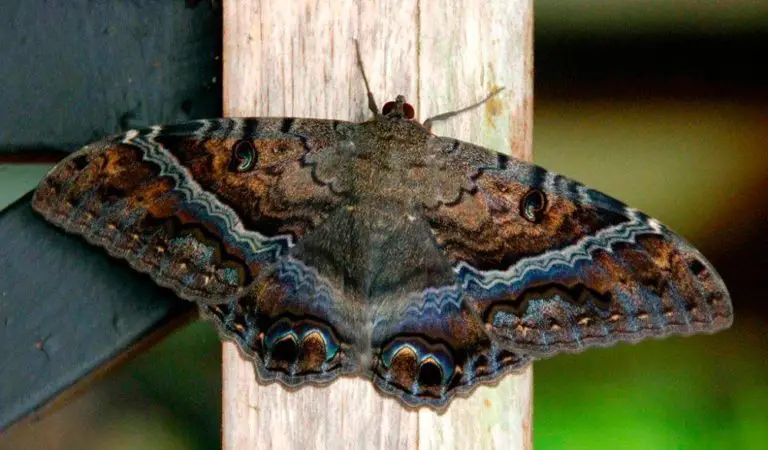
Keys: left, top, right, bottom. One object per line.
{"left": 222, "top": 1, "right": 533, "bottom": 449}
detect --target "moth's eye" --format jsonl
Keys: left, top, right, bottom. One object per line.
{"left": 230, "top": 140, "right": 257, "bottom": 172}
{"left": 520, "top": 188, "right": 547, "bottom": 223}
{"left": 402, "top": 103, "right": 415, "bottom": 119}
{"left": 381, "top": 101, "right": 415, "bottom": 119}
{"left": 382, "top": 101, "right": 396, "bottom": 116}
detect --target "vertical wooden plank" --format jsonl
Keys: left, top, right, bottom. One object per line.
{"left": 222, "top": 1, "right": 533, "bottom": 449}
{"left": 416, "top": 2, "right": 534, "bottom": 449}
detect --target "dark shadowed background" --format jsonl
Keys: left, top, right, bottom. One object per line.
{"left": 1, "top": 1, "right": 766, "bottom": 449}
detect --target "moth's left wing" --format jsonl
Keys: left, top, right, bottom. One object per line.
{"left": 422, "top": 138, "right": 733, "bottom": 357}
{"left": 33, "top": 118, "right": 349, "bottom": 304}
{"left": 198, "top": 256, "right": 361, "bottom": 387}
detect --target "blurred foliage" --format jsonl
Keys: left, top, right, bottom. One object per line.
{"left": 534, "top": 100, "right": 766, "bottom": 249}
{"left": 533, "top": 100, "right": 767, "bottom": 448}
{"left": 536, "top": 0, "right": 768, "bottom": 35}
{"left": 123, "top": 322, "right": 221, "bottom": 449}
{"left": 535, "top": 303, "right": 767, "bottom": 449}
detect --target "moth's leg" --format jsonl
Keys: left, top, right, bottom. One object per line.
{"left": 354, "top": 39, "right": 380, "bottom": 116}
{"left": 423, "top": 87, "right": 505, "bottom": 132}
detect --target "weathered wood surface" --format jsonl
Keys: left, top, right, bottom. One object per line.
{"left": 222, "top": 1, "right": 534, "bottom": 448}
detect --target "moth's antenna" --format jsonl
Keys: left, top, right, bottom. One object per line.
{"left": 422, "top": 87, "right": 505, "bottom": 132}
{"left": 354, "top": 40, "right": 380, "bottom": 116}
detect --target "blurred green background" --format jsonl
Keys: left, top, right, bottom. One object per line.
{"left": 2, "top": 2, "right": 767, "bottom": 449}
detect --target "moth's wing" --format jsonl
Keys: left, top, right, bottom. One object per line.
{"left": 423, "top": 137, "right": 733, "bottom": 357}
{"left": 33, "top": 118, "right": 349, "bottom": 304}
{"left": 368, "top": 288, "right": 531, "bottom": 408}
{"left": 198, "top": 256, "right": 361, "bottom": 385}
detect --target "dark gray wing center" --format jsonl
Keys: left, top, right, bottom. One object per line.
{"left": 289, "top": 201, "right": 456, "bottom": 301}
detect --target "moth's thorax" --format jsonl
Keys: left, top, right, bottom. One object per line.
{"left": 336, "top": 118, "right": 466, "bottom": 208}
{"left": 354, "top": 117, "right": 431, "bottom": 160}
{"left": 296, "top": 116, "right": 461, "bottom": 300}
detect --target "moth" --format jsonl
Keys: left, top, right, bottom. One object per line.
{"left": 31, "top": 73, "right": 733, "bottom": 409}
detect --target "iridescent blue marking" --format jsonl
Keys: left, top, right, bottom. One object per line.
{"left": 170, "top": 235, "right": 215, "bottom": 263}
{"left": 265, "top": 327, "right": 297, "bottom": 350}
{"left": 666, "top": 283, "right": 692, "bottom": 327}
{"left": 402, "top": 286, "right": 464, "bottom": 315}
{"left": 488, "top": 344, "right": 500, "bottom": 374}
{"left": 306, "top": 329, "right": 339, "bottom": 361}
{"left": 381, "top": 342, "right": 454, "bottom": 385}
{"left": 220, "top": 267, "right": 240, "bottom": 286}
{"left": 616, "top": 289, "right": 639, "bottom": 332}
{"left": 182, "top": 274, "right": 196, "bottom": 286}
{"left": 275, "top": 258, "right": 338, "bottom": 315}
{"left": 264, "top": 322, "right": 338, "bottom": 364}
{"left": 464, "top": 260, "right": 584, "bottom": 301}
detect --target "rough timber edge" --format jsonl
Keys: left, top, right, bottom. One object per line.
{"left": 221, "top": 1, "right": 534, "bottom": 449}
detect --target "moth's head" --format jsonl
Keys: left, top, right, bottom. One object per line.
{"left": 381, "top": 95, "right": 416, "bottom": 121}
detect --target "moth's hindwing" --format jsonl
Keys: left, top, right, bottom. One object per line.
{"left": 369, "top": 288, "right": 531, "bottom": 407}
{"left": 198, "top": 256, "right": 360, "bottom": 385}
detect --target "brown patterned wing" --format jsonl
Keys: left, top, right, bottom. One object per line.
{"left": 198, "top": 256, "right": 361, "bottom": 386}
{"left": 32, "top": 118, "right": 349, "bottom": 304}
{"left": 368, "top": 287, "right": 531, "bottom": 408}
{"left": 422, "top": 138, "right": 733, "bottom": 357}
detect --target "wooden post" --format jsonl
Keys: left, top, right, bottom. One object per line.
{"left": 222, "top": 1, "right": 534, "bottom": 449}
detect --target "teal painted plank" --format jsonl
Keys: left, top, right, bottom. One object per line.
{"left": 0, "top": 165, "right": 54, "bottom": 211}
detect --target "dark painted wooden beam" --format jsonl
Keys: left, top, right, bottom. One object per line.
{"left": 0, "top": 0, "right": 221, "bottom": 431}
{"left": 0, "top": 194, "right": 197, "bottom": 430}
